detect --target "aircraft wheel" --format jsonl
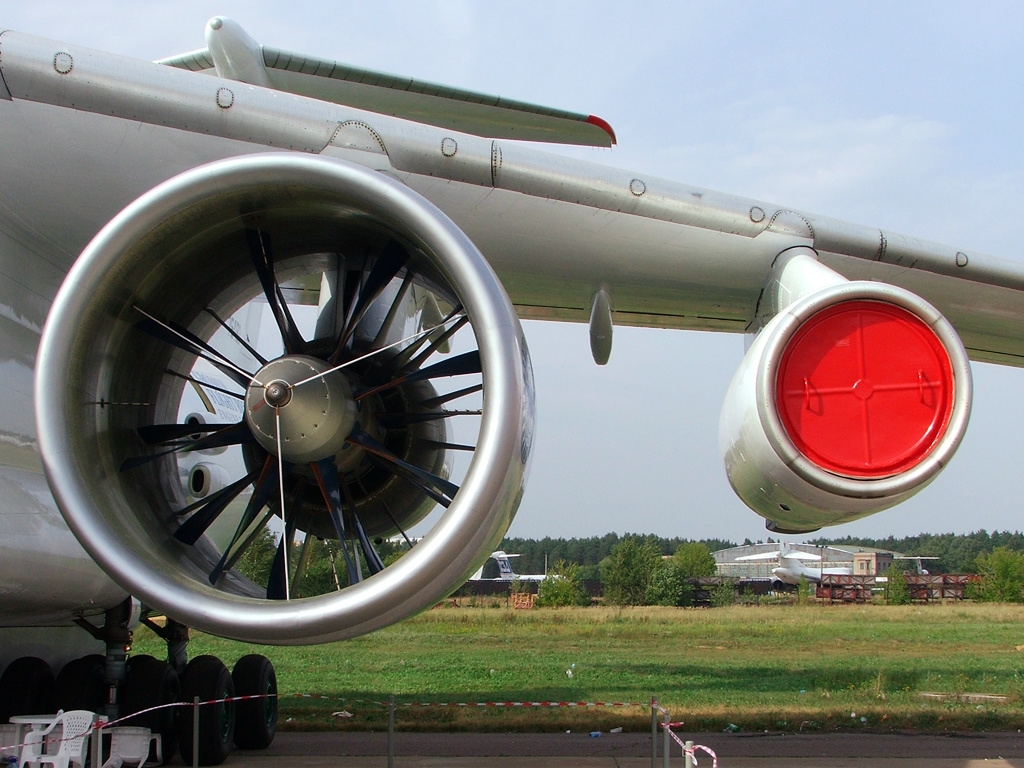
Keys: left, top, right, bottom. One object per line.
{"left": 232, "top": 655, "right": 277, "bottom": 749}
{"left": 123, "top": 654, "right": 180, "bottom": 763}
{"left": 178, "top": 655, "right": 234, "bottom": 766}
{"left": 0, "top": 657, "right": 54, "bottom": 721}
{"left": 54, "top": 654, "right": 105, "bottom": 712}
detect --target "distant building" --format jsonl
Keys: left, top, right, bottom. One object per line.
{"left": 852, "top": 551, "right": 894, "bottom": 576}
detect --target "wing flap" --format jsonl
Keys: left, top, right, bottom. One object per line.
{"left": 158, "top": 45, "right": 615, "bottom": 147}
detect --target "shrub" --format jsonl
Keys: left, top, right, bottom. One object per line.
{"left": 602, "top": 538, "right": 662, "bottom": 605}
{"left": 884, "top": 564, "right": 911, "bottom": 605}
{"left": 646, "top": 560, "right": 693, "bottom": 606}
{"left": 710, "top": 582, "right": 736, "bottom": 607}
{"left": 536, "top": 560, "right": 589, "bottom": 607}
{"left": 673, "top": 542, "right": 717, "bottom": 577}
{"left": 970, "top": 547, "right": 1024, "bottom": 602}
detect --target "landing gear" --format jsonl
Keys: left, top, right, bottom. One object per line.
{"left": 0, "top": 657, "right": 55, "bottom": 721}
{"left": 178, "top": 656, "right": 235, "bottom": 766}
{"left": 54, "top": 654, "right": 106, "bottom": 712}
{"left": 232, "top": 655, "right": 277, "bottom": 749}
{"left": 4, "top": 608, "right": 276, "bottom": 765}
{"left": 122, "top": 654, "right": 180, "bottom": 763}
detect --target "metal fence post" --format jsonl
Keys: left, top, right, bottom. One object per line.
{"left": 684, "top": 739, "right": 695, "bottom": 768}
{"left": 387, "top": 695, "right": 395, "bottom": 768}
{"left": 662, "top": 710, "right": 670, "bottom": 768}
{"left": 192, "top": 696, "right": 200, "bottom": 768}
{"left": 650, "top": 697, "right": 658, "bottom": 768}
{"left": 91, "top": 719, "right": 102, "bottom": 768}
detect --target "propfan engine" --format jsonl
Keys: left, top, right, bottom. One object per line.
{"left": 720, "top": 255, "right": 972, "bottom": 533}
{"left": 36, "top": 153, "right": 534, "bottom": 644}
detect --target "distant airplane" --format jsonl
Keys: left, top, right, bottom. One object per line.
{"left": 736, "top": 545, "right": 853, "bottom": 587}
{"left": 471, "top": 551, "right": 547, "bottom": 582}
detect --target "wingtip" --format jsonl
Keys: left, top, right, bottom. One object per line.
{"left": 586, "top": 115, "right": 617, "bottom": 146}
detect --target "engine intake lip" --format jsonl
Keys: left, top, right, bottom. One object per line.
{"left": 35, "top": 152, "right": 534, "bottom": 644}
{"left": 754, "top": 281, "right": 972, "bottom": 500}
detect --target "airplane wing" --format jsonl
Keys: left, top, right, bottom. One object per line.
{"left": 4, "top": 18, "right": 1024, "bottom": 654}
{"left": 734, "top": 551, "right": 782, "bottom": 561}
{"left": 156, "top": 18, "right": 616, "bottom": 148}
{"left": 735, "top": 550, "right": 821, "bottom": 562}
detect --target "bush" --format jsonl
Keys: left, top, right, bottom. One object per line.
{"left": 970, "top": 547, "right": 1024, "bottom": 602}
{"left": 536, "top": 560, "right": 590, "bottom": 607}
{"left": 884, "top": 564, "right": 911, "bottom": 605}
{"left": 673, "top": 542, "right": 717, "bottom": 577}
{"left": 796, "top": 575, "right": 813, "bottom": 605}
{"left": 646, "top": 560, "right": 693, "bottom": 607}
{"left": 710, "top": 582, "right": 736, "bottom": 607}
{"left": 602, "top": 538, "right": 662, "bottom": 605}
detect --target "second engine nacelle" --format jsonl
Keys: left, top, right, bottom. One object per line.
{"left": 720, "top": 276, "right": 972, "bottom": 533}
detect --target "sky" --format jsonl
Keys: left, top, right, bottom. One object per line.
{"left": 5, "top": 2, "right": 1024, "bottom": 544}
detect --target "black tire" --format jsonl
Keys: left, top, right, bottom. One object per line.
{"left": 54, "top": 654, "right": 106, "bottom": 712}
{"left": 122, "top": 654, "right": 180, "bottom": 764}
{"left": 0, "top": 657, "right": 54, "bottom": 721}
{"left": 231, "top": 655, "right": 277, "bottom": 749}
{"left": 177, "top": 655, "right": 235, "bottom": 766}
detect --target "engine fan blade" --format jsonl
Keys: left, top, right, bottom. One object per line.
{"left": 357, "top": 351, "right": 481, "bottom": 402}
{"left": 398, "top": 316, "right": 469, "bottom": 374}
{"left": 206, "top": 459, "right": 290, "bottom": 584}
{"left": 245, "top": 228, "right": 306, "bottom": 355}
{"left": 137, "top": 422, "right": 237, "bottom": 446}
{"left": 310, "top": 458, "right": 360, "bottom": 585}
{"left": 347, "top": 428, "right": 459, "bottom": 501}
{"left": 377, "top": 410, "right": 482, "bottom": 428}
{"left": 266, "top": 519, "right": 296, "bottom": 601}
{"left": 419, "top": 383, "right": 483, "bottom": 408}
{"left": 331, "top": 240, "right": 409, "bottom": 362}
{"left": 121, "top": 422, "right": 255, "bottom": 471}
{"left": 352, "top": 511, "right": 385, "bottom": 575}
{"left": 174, "top": 466, "right": 262, "bottom": 546}
{"left": 387, "top": 303, "right": 464, "bottom": 371}
{"left": 134, "top": 316, "right": 252, "bottom": 389}
{"left": 204, "top": 307, "right": 268, "bottom": 366}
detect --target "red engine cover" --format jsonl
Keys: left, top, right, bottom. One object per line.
{"left": 775, "top": 300, "right": 955, "bottom": 478}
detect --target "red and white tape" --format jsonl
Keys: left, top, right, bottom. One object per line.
{"left": 397, "top": 700, "right": 638, "bottom": 708}
{"left": 661, "top": 721, "right": 718, "bottom": 768}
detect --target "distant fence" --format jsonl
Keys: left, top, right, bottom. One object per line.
{"left": 817, "top": 573, "right": 979, "bottom": 603}
{"left": 456, "top": 579, "right": 603, "bottom": 597}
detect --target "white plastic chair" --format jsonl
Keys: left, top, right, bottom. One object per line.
{"left": 21, "top": 710, "right": 95, "bottom": 768}
{"left": 101, "top": 727, "right": 161, "bottom": 768}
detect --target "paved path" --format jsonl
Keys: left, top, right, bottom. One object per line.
{"left": 222, "top": 731, "right": 1024, "bottom": 767}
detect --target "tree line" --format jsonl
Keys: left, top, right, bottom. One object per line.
{"left": 808, "top": 530, "right": 1024, "bottom": 574}
{"left": 490, "top": 533, "right": 735, "bottom": 581}
{"left": 493, "top": 529, "right": 1024, "bottom": 578}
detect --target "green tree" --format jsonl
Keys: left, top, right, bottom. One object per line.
{"left": 673, "top": 542, "right": 717, "bottom": 577}
{"left": 646, "top": 560, "right": 692, "bottom": 607}
{"left": 796, "top": 575, "right": 813, "bottom": 605}
{"left": 710, "top": 582, "right": 736, "bottom": 607}
{"left": 884, "top": 564, "right": 911, "bottom": 605}
{"left": 536, "top": 560, "right": 589, "bottom": 607}
{"left": 972, "top": 547, "right": 1024, "bottom": 602}
{"left": 233, "top": 527, "right": 277, "bottom": 586}
{"left": 602, "top": 538, "right": 662, "bottom": 605}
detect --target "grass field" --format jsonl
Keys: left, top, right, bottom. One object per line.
{"left": 133, "top": 602, "right": 1024, "bottom": 733}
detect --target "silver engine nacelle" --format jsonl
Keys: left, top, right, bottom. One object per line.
{"left": 36, "top": 153, "right": 534, "bottom": 644}
{"left": 720, "top": 280, "right": 972, "bottom": 533}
